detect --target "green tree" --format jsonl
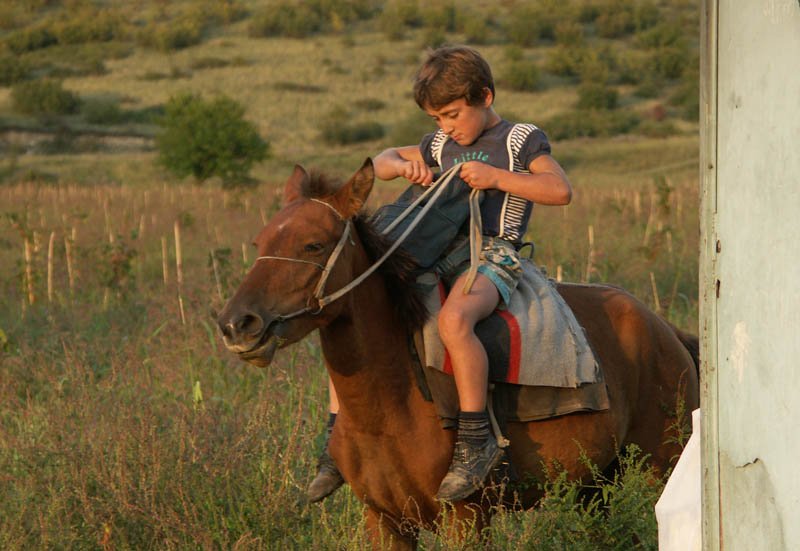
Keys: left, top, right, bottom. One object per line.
{"left": 156, "top": 93, "right": 269, "bottom": 185}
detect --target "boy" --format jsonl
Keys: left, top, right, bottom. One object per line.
{"left": 308, "top": 45, "right": 572, "bottom": 503}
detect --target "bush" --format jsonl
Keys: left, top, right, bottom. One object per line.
{"left": 51, "top": 10, "right": 125, "bottom": 45}
{"left": 577, "top": 83, "right": 618, "bottom": 110}
{"left": 501, "top": 59, "right": 540, "bottom": 92}
{"left": 595, "top": 0, "right": 635, "bottom": 38}
{"left": 138, "top": 19, "right": 203, "bottom": 51}
{"left": 83, "top": 98, "right": 125, "bottom": 125}
{"left": 505, "top": 5, "right": 543, "bottom": 47}
{"left": 555, "top": 20, "right": 584, "bottom": 47}
{"left": 647, "top": 46, "right": 690, "bottom": 80}
{"left": 545, "top": 108, "right": 640, "bottom": 140}
{"left": 4, "top": 24, "right": 57, "bottom": 54}
{"left": 248, "top": 3, "right": 322, "bottom": 38}
{"left": 156, "top": 93, "right": 269, "bottom": 184}
{"left": 379, "top": 0, "right": 422, "bottom": 40}
{"left": 389, "top": 109, "right": 433, "bottom": 145}
{"left": 669, "top": 70, "right": 699, "bottom": 121}
{"left": 637, "top": 119, "right": 678, "bottom": 138}
{"left": 321, "top": 107, "right": 384, "bottom": 145}
{"left": 545, "top": 46, "right": 586, "bottom": 77}
{"left": 0, "top": 55, "right": 29, "bottom": 86}
{"left": 11, "top": 79, "right": 80, "bottom": 116}
{"left": 463, "top": 15, "right": 489, "bottom": 45}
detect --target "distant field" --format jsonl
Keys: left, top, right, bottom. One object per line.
{"left": 1, "top": 1, "right": 700, "bottom": 549}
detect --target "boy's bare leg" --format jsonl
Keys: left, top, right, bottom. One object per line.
{"left": 308, "top": 375, "right": 344, "bottom": 502}
{"left": 436, "top": 272, "right": 504, "bottom": 501}
{"left": 438, "top": 272, "right": 498, "bottom": 411}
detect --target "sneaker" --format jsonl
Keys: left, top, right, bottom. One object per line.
{"left": 435, "top": 437, "right": 504, "bottom": 502}
{"left": 307, "top": 444, "right": 344, "bottom": 503}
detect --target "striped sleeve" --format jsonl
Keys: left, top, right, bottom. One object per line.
{"left": 511, "top": 124, "right": 551, "bottom": 171}
{"left": 419, "top": 129, "right": 448, "bottom": 169}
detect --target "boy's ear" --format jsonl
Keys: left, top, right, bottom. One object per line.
{"left": 482, "top": 87, "right": 494, "bottom": 107}
{"left": 332, "top": 158, "right": 374, "bottom": 218}
{"left": 283, "top": 165, "right": 308, "bottom": 204}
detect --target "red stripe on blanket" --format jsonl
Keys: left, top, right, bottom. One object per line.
{"left": 497, "top": 310, "right": 521, "bottom": 384}
{"left": 438, "top": 282, "right": 453, "bottom": 375}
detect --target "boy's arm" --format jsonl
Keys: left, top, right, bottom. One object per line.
{"left": 458, "top": 155, "right": 572, "bottom": 205}
{"left": 374, "top": 146, "right": 435, "bottom": 186}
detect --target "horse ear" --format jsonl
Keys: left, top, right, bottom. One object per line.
{"left": 284, "top": 165, "right": 308, "bottom": 204}
{"left": 334, "top": 158, "right": 374, "bottom": 218}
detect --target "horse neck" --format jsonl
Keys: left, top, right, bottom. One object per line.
{"left": 318, "top": 250, "right": 425, "bottom": 428}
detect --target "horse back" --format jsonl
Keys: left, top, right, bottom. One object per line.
{"left": 553, "top": 282, "right": 699, "bottom": 467}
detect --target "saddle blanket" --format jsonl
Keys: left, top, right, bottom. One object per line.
{"left": 421, "top": 258, "right": 601, "bottom": 388}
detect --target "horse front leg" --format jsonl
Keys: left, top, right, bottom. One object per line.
{"left": 365, "top": 508, "right": 419, "bottom": 551}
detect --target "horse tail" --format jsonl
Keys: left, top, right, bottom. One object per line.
{"left": 670, "top": 323, "right": 700, "bottom": 379}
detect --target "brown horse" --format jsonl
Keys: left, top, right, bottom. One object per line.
{"left": 218, "top": 159, "right": 699, "bottom": 550}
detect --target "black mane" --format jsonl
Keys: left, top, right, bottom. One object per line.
{"left": 301, "top": 171, "right": 430, "bottom": 331}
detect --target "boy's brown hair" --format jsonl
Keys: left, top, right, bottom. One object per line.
{"left": 413, "top": 45, "right": 495, "bottom": 110}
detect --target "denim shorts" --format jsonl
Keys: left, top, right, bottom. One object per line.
{"left": 433, "top": 235, "right": 523, "bottom": 307}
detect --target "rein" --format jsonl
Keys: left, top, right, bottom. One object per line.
{"left": 254, "top": 165, "right": 463, "bottom": 322}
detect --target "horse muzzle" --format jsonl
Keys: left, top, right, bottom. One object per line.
{"left": 218, "top": 308, "right": 285, "bottom": 367}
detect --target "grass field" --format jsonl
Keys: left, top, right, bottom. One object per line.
{"left": 1, "top": 1, "right": 699, "bottom": 548}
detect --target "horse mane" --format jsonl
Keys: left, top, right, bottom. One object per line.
{"left": 301, "top": 171, "right": 430, "bottom": 331}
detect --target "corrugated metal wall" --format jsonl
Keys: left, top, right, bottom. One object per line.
{"left": 701, "top": 1, "right": 800, "bottom": 550}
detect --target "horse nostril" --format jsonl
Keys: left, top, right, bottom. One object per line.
{"left": 235, "top": 313, "right": 264, "bottom": 337}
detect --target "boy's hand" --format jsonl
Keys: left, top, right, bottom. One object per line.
{"left": 459, "top": 161, "right": 500, "bottom": 190}
{"left": 399, "top": 160, "right": 434, "bottom": 186}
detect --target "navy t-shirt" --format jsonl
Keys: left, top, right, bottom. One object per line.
{"left": 419, "top": 119, "right": 551, "bottom": 245}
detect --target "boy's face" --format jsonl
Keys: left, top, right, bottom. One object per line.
{"left": 424, "top": 91, "right": 497, "bottom": 147}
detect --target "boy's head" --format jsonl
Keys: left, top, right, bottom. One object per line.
{"left": 413, "top": 46, "right": 495, "bottom": 111}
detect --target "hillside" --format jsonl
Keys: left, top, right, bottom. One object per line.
{"left": 1, "top": 0, "right": 699, "bottom": 188}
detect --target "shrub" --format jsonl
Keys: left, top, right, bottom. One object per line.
{"left": 545, "top": 46, "right": 586, "bottom": 78}
{"left": 190, "top": 56, "right": 230, "bottom": 70}
{"left": 353, "top": 98, "right": 386, "bottom": 111}
{"left": 647, "top": 46, "right": 690, "bottom": 80}
{"left": 669, "top": 70, "right": 699, "bottom": 121}
{"left": 379, "top": 0, "right": 421, "bottom": 40}
{"left": 637, "top": 119, "right": 678, "bottom": 138}
{"left": 634, "top": 1, "right": 661, "bottom": 31}
{"left": 321, "top": 107, "right": 384, "bottom": 145}
{"left": 51, "top": 10, "right": 125, "bottom": 45}
{"left": 617, "top": 50, "right": 648, "bottom": 85}
{"left": 426, "top": 2, "right": 457, "bottom": 32}
{"left": 595, "top": 0, "right": 635, "bottom": 38}
{"left": 389, "top": 109, "right": 433, "bottom": 145}
{"left": 11, "top": 79, "right": 80, "bottom": 116}
{"left": 577, "top": 83, "right": 618, "bottom": 110}
{"left": 4, "top": 24, "right": 57, "bottom": 54}
{"left": 83, "top": 98, "right": 125, "bottom": 125}
{"left": 248, "top": 3, "right": 322, "bottom": 38}
{"left": 545, "top": 108, "right": 640, "bottom": 140}
{"left": 0, "top": 55, "right": 29, "bottom": 86}
{"left": 156, "top": 93, "right": 269, "bottom": 184}
{"left": 463, "top": 15, "right": 489, "bottom": 45}
{"left": 501, "top": 59, "right": 540, "bottom": 92}
{"left": 505, "top": 5, "right": 543, "bottom": 47}
{"left": 419, "top": 27, "right": 446, "bottom": 49}
{"left": 555, "top": 20, "right": 584, "bottom": 47}
{"left": 577, "top": 50, "right": 611, "bottom": 84}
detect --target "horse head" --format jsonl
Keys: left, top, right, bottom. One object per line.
{"left": 217, "top": 159, "right": 374, "bottom": 367}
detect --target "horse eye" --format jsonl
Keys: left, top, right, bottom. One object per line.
{"left": 304, "top": 242, "right": 325, "bottom": 253}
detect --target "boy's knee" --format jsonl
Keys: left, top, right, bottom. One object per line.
{"left": 438, "top": 305, "right": 471, "bottom": 342}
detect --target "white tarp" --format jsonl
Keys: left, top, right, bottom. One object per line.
{"left": 655, "top": 408, "right": 702, "bottom": 551}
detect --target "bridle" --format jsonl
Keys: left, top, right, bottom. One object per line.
{"left": 253, "top": 165, "right": 463, "bottom": 323}
{"left": 254, "top": 198, "right": 355, "bottom": 321}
